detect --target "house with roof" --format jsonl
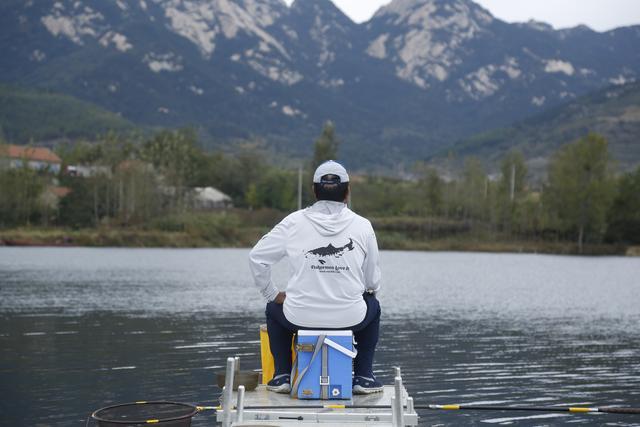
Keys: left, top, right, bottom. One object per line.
{"left": 40, "top": 186, "right": 72, "bottom": 210}
{"left": 191, "top": 187, "right": 233, "bottom": 210}
{"left": 0, "top": 144, "right": 62, "bottom": 173}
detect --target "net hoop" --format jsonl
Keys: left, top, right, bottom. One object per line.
{"left": 91, "top": 401, "right": 198, "bottom": 425}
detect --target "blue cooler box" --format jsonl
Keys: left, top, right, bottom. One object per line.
{"left": 294, "top": 330, "right": 356, "bottom": 400}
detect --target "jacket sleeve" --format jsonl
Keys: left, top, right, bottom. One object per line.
{"left": 363, "top": 226, "right": 382, "bottom": 293}
{"left": 249, "top": 218, "right": 289, "bottom": 301}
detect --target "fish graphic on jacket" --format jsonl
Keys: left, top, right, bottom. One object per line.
{"left": 306, "top": 238, "right": 354, "bottom": 264}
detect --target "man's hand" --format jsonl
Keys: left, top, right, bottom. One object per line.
{"left": 274, "top": 292, "right": 286, "bottom": 304}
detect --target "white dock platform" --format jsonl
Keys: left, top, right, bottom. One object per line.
{"left": 216, "top": 358, "right": 419, "bottom": 426}
{"left": 217, "top": 384, "right": 418, "bottom": 426}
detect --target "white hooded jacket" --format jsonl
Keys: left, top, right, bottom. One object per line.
{"left": 249, "top": 200, "right": 381, "bottom": 328}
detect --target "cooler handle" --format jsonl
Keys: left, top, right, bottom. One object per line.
{"left": 324, "top": 338, "right": 357, "bottom": 359}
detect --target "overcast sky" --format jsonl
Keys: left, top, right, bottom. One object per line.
{"left": 282, "top": 0, "right": 640, "bottom": 32}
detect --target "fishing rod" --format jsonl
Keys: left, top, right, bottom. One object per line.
{"left": 422, "top": 404, "right": 640, "bottom": 415}
{"left": 201, "top": 403, "right": 640, "bottom": 415}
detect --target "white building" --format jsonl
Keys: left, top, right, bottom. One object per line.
{"left": 66, "top": 164, "right": 111, "bottom": 177}
{"left": 0, "top": 144, "right": 62, "bottom": 173}
{"left": 191, "top": 187, "right": 233, "bottom": 209}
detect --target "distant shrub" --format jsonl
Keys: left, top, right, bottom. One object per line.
{"left": 149, "top": 215, "right": 186, "bottom": 232}
{"left": 150, "top": 212, "right": 241, "bottom": 245}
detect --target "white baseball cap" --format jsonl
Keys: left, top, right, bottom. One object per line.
{"left": 313, "top": 160, "right": 349, "bottom": 183}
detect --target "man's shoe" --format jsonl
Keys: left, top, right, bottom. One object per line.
{"left": 266, "top": 374, "right": 291, "bottom": 393}
{"left": 353, "top": 375, "right": 383, "bottom": 394}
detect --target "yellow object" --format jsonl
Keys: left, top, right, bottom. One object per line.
{"left": 259, "top": 324, "right": 295, "bottom": 384}
{"left": 325, "top": 404, "right": 346, "bottom": 409}
{"left": 146, "top": 420, "right": 159, "bottom": 424}
{"left": 569, "top": 407, "right": 592, "bottom": 413}
{"left": 442, "top": 405, "right": 460, "bottom": 410}
{"left": 135, "top": 401, "right": 147, "bottom": 404}
{"left": 260, "top": 324, "right": 275, "bottom": 384}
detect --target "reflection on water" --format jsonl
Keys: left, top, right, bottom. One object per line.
{"left": 1, "top": 248, "right": 639, "bottom": 426}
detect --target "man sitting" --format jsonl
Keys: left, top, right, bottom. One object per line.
{"left": 249, "top": 160, "right": 383, "bottom": 394}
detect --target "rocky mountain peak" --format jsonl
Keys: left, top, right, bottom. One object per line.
{"left": 157, "top": 0, "right": 289, "bottom": 59}
{"left": 289, "top": 0, "right": 356, "bottom": 34}
{"left": 286, "top": 0, "right": 357, "bottom": 69}
{"left": 366, "top": 0, "right": 495, "bottom": 88}
{"left": 290, "top": 0, "right": 345, "bottom": 17}
{"left": 373, "top": 0, "right": 493, "bottom": 28}
{"left": 235, "top": 0, "right": 289, "bottom": 27}
{"left": 520, "top": 19, "right": 555, "bottom": 32}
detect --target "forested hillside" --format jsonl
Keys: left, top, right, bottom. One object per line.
{"left": 442, "top": 81, "right": 640, "bottom": 176}
{"left": 0, "top": 85, "right": 134, "bottom": 142}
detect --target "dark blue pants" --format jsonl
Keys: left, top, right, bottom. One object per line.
{"left": 265, "top": 293, "right": 380, "bottom": 378}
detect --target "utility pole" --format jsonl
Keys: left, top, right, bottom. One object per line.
{"left": 297, "top": 166, "right": 302, "bottom": 210}
{"left": 510, "top": 163, "right": 516, "bottom": 203}
{"left": 484, "top": 177, "right": 488, "bottom": 199}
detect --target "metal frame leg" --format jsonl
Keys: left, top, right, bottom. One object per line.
{"left": 222, "top": 357, "right": 236, "bottom": 427}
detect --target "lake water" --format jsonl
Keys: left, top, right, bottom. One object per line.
{"left": 1, "top": 247, "right": 639, "bottom": 426}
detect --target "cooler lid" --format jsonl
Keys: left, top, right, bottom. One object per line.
{"left": 298, "top": 330, "right": 353, "bottom": 336}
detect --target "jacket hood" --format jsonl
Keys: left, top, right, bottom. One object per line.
{"left": 303, "top": 201, "right": 355, "bottom": 236}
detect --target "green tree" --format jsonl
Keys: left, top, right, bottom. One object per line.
{"left": 0, "top": 142, "right": 7, "bottom": 170}
{"left": 56, "top": 140, "right": 98, "bottom": 168}
{"left": 0, "top": 166, "right": 45, "bottom": 226}
{"left": 312, "top": 121, "right": 340, "bottom": 170}
{"left": 96, "top": 132, "right": 135, "bottom": 173}
{"left": 112, "top": 161, "right": 159, "bottom": 225}
{"left": 141, "top": 129, "right": 201, "bottom": 212}
{"left": 300, "top": 121, "right": 341, "bottom": 206}
{"left": 245, "top": 183, "right": 259, "bottom": 210}
{"left": 544, "top": 134, "right": 615, "bottom": 252}
{"left": 191, "top": 151, "right": 221, "bottom": 187}
{"left": 412, "top": 164, "right": 444, "bottom": 216}
{"left": 498, "top": 150, "right": 527, "bottom": 202}
{"left": 424, "top": 169, "right": 444, "bottom": 216}
{"left": 606, "top": 166, "right": 640, "bottom": 244}
{"left": 460, "top": 157, "right": 488, "bottom": 220}
{"left": 352, "top": 176, "right": 409, "bottom": 216}
{"left": 256, "top": 169, "right": 297, "bottom": 211}
{"left": 496, "top": 150, "right": 528, "bottom": 233}
{"left": 57, "top": 177, "right": 96, "bottom": 228}
{"left": 58, "top": 140, "right": 107, "bottom": 224}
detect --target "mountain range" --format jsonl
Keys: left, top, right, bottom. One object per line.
{"left": 1, "top": 0, "right": 639, "bottom": 170}
{"left": 440, "top": 81, "right": 640, "bottom": 177}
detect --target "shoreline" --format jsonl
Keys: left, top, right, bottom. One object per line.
{"left": 1, "top": 227, "right": 636, "bottom": 256}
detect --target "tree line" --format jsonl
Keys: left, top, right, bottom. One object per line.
{"left": 1, "top": 126, "right": 639, "bottom": 252}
